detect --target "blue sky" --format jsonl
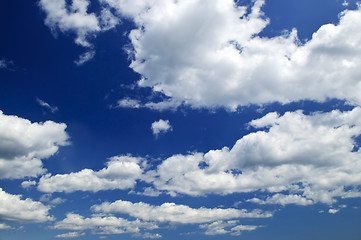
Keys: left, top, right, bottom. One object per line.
{"left": 1, "top": 0, "right": 361, "bottom": 239}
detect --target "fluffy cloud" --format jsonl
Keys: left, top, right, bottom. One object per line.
{"left": 0, "top": 223, "right": 12, "bottom": 230}
{"left": 74, "top": 50, "right": 96, "bottom": 66}
{"left": 92, "top": 200, "right": 272, "bottom": 224}
{"left": 144, "top": 107, "right": 361, "bottom": 204}
{"left": 54, "top": 213, "right": 158, "bottom": 235}
{"left": 151, "top": 119, "right": 172, "bottom": 136}
{"left": 0, "top": 188, "right": 54, "bottom": 222}
{"left": 39, "top": 0, "right": 101, "bottom": 47}
{"left": 102, "top": 0, "right": 361, "bottom": 109}
{"left": 0, "top": 110, "right": 69, "bottom": 179}
{"left": 38, "top": 155, "right": 145, "bottom": 193}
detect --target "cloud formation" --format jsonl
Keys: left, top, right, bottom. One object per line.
{"left": 0, "top": 110, "right": 69, "bottom": 179}
{"left": 103, "top": 0, "right": 361, "bottom": 109}
{"left": 38, "top": 155, "right": 145, "bottom": 193}
{"left": 54, "top": 213, "right": 158, "bottom": 235}
{"left": 144, "top": 107, "right": 361, "bottom": 204}
{"left": 92, "top": 200, "right": 272, "bottom": 224}
{"left": 0, "top": 188, "right": 54, "bottom": 222}
{"left": 36, "top": 98, "right": 59, "bottom": 113}
{"left": 151, "top": 119, "right": 172, "bottom": 137}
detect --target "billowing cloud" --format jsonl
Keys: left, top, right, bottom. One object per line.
{"left": 144, "top": 107, "right": 361, "bottom": 204}
{"left": 151, "top": 119, "right": 172, "bottom": 137}
{"left": 103, "top": 0, "right": 361, "bottom": 109}
{"left": 0, "top": 110, "right": 69, "bottom": 179}
{"left": 92, "top": 200, "right": 272, "bottom": 224}
{"left": 54, "top": 213, "right": 158, "bottom": 235}
{"left": 38, "top": 155, "right": 145, "bottom": 193}
{"left": 0, "top": 188, "right": 54, "bottom": 222}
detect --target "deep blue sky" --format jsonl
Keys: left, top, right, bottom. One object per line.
{"left": 1, "top": 0, "right": 361, "bottom": 239}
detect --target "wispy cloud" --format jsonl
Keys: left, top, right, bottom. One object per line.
{"left": 36, "top": 98, "right": 58, "bottom": 113}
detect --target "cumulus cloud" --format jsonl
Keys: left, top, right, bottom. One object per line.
{"left": 38, "top": 155, "right": 145, "bottom": 193}
{"left": 36, "top": 98, "right": 59, "bottom": 113}
{"left": 151, "top": 119, "right": 172, "bottom": 137}
{"left": 92, "top": 200, "right": 272, "bottom": 224}
{"left": 21, "top": 180, "right": 37, "bottom": 189}
{"left": 54, "top": 213, "right": 158, "bottom": 235}
{"left": 0, "top": 223, "right": 12, "bottom": 230}
{"left": 39, "top": 0, "right": 101, "bottom": 47}
{"left": 143, "top": 107, "right": 361, "bottom": 205}
{"left": 0, "top": 110, "right": 69, "bottom": 179}
{"left": 0, "top": 188, "right": 54, "bottom": 222}
{"left": 101, "top": 0, "right": 361, "bottom": 109}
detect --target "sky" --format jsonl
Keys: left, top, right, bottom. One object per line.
{"left": 1, "top": 0, "right": 361, "bottom": 239}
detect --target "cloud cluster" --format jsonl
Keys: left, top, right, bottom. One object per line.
{"left": 102, "top": 0, "right": 361, "bottom": 109}
{"left": 151, "top": 119, "right": 172, "bottom": 137}
{"left": 38, "top": 155, "right": 145, "bottom": 193}
{"left": 199, "top": 220, "right": 260, "bottom": 236}
{"left": 143, "top": 107, "right": 361, "bottom": 204}
{"left": 0, "top": 188, "right": 53, "bottom": 222}
{"left": 0, "top": 110, "right": 69, "bottom": 179}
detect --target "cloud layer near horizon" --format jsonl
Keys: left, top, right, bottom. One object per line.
{"left": 36, "top": 107, "right": 361, "bottom": 206}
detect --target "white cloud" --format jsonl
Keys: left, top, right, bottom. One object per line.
{"left": 38, "top": 155, "right": 144, "bottom": 193}
{"left": 328, "top": 208, "right": 340, "bottom": 214}
{"left": 40, "top": 194, "right": 67, "bottom": 205}
{"left": 199, "top": 220, "right": 260, "bottom": 236}
{"left": 0, "top": 188, "right": 54, "bottom": 222}
{"left": 144, "top": 107, "right": 361, "bottom": 205}
{"left": 36, "top": 98, "right": 59, "bottom": 113}
{"left": 92, "top": 200, "right": 272, "bottom": 224}
{"left": 39, "top": 0, "right": 100, "bottom": 47}
{"left": 142, "top": 232, "right": 162, "bottom": 239}
{"left": 74, "top": 50, "right": 96, "bottom": 66}
{"left": 103, "top": 0, "right": 361, "bottom": 109}
{"left": 0, "top": 223, "right": 12, "bottom": 230}
{"left": 117, "top": 98, "right": 141, "bottom": 109}
{"left": 54, "top": 213, "right": 158, "bottom": 235}
{"left": 151, "top": 119, "right": 172, "bottom": 136}
{"left": 21, "top": 180, "right": 37, "bottom": 189}
{"left": 248, "top": 194, "right": 314, "bottom": 206}
{"left": 0, "top": 110, "right": 69, "bottom": 179}
{"left": 56, "top": 231, "right": 85, "bottom": 238}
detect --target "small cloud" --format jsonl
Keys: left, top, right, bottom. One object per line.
{"left": 0, "top": 223, "right": 13, "bottom": 230}
{"left": 117, "top": 98, "right": 141, "bottom": 109}
{"left": 40, "top": 194, "right": 66, "bottom": 205}
{"left": 55, "top": 231, "right": 85, "bottom": 238}
{"left": 0, "top": 58, "right": 16, "bottom": 70}
{"left": 21, "top": 180, "right": 37, "bottom": 189}
{"left": 36, "top": 98, "right": 58, "bottom": 113}
{"left": 74, "top": 50, "right": 95, "bottom": 66}
{"left": 342, "top": 0, "right": 349, "bottom": 6}
{"left": 142, "top": 232, "right": 162, "bottom": 239}
{"left": 328, "top": 208, "right": 340, "bottom": 214}
{"left": 151, "top": 119, "right": 172, "bottom": 137}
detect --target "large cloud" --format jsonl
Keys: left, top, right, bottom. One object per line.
{"left": 38, "top": 155, "right": 145, "bottom": 193}
{"left": 0, "top": 188, "right": 54, "bottom": 222}
{"left": 0, "top": 110, "right": 69, "bottom": 179}
{"left": 105, "top": 0, "right": 361, "bottom": 109}
{"left": 144, "top": 107, "right": 361, "bottom": 204}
